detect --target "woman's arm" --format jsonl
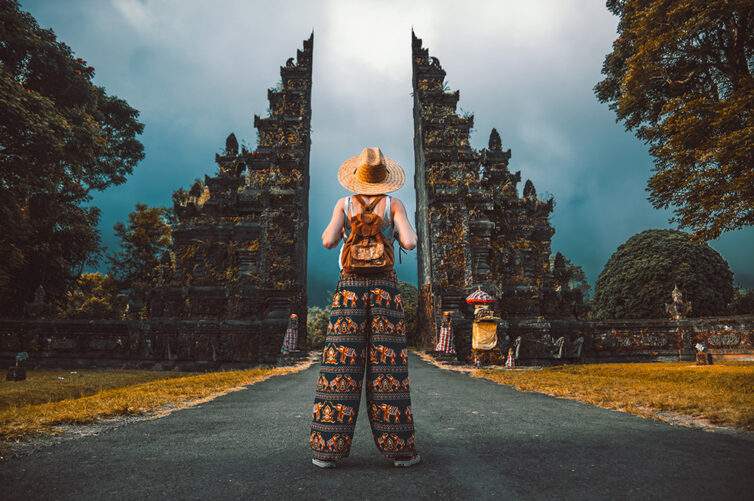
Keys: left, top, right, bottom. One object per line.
{"left": 322, "top": 198, "right": 346, "bottom": 249}
{"left": 391, "top": 198, "right": 418, "bottom": 250}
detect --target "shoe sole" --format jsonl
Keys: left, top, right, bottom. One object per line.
{"left": 312, "top": 458, "right": 336, "bottom": 469}
{"left": 393, "top": 454, "right": 421, "bottom": 467}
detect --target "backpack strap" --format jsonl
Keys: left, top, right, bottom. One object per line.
{"left": 352, "top": 194, "right": 384, "bottom": 213}
{"left": 343, "top": 196, "right": 352, "bottom": 232}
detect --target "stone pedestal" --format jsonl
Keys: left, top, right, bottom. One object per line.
{"left": 471, "top": 348, "right": 506, "bottom": 366}
{"left": 696, "top": 352, "right": 712, "bottom": 365}
{"left": 6, "top": 366, "right": 26, "bottom": 381}
{"left": 427, "top": 350, "right": 460, "bottom": 363}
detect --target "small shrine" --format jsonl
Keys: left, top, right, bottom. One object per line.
{"left": 467, "top": 288, "right": 507, "bottom": 366}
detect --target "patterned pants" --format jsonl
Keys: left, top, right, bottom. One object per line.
{"left": 310, "top": 270, "right": 417, "bottom": 460}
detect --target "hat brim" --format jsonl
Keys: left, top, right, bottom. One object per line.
{"left": 338, "top": 154, "right": 405, "bottom": 195}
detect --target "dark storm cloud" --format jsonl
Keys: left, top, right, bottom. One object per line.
{"left": 19, "top": 0, "right": 754, "bottom": 307}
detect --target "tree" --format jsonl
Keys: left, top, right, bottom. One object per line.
{"left": 57, "top": 272, "right": 125, "bottom": 319}
{"left": 107, "top": 205, "right": 173, "bottom": 293}
{"left": 592, "top": 229, "right": 734, "bottom": 319}
{"left": 398, "top": 281, "right": 419, "bottom": 346}
{"left": 550, "top": 252, "right": 591, "bottom": 300}
{"left": 729, "top": 285, "right": 754, "bottom": 314}
{"left": 551, "top": 252, "right": 592, "bottom": 318}
{"left": 0, "top": 0, "right": 144, "bottom": 314}
{"left": 307, "top": 305, "right": 330, "bottom": 349}
{"left": 595, "top": 1, "right": 754, "bottom": 241}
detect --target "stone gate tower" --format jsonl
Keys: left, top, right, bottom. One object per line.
{"left": 412, "top": 32, "right": 563, "bottom": 360}
{"left": 149, "top": 34, "right": 313, "bottom": 363}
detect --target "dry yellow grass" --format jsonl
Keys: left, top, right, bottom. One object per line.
{"left": 473, "top": 361, "right": 754, "bottom": 431}
{"left": 1, "top": 362, "right": 309, "bottom": 443}
{"left": 1, "top": 370, "right": 196, "bottom": 411}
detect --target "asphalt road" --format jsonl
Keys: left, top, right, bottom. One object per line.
{"left": 2, "top": 354, "right": 753, "bottom": 500}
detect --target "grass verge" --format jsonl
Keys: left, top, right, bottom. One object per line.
{"left": 472, "top": 361, "right": 754, "bottom": 431}
{"left": 1, "top": 369, "right": 197, "bottom": 411}
{"left": 1, "top": 359, "right": 312, "bottom": 445}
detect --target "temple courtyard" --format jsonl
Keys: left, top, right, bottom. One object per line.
{"left": 2, "top": 354, "right": 752, "bottom": 500}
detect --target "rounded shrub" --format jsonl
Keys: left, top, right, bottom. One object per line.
{"left": 592, "top": 229, "right": 734, "bottom": 319}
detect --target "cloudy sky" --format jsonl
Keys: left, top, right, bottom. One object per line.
{"left": 20, "top": 0, "right": 754, "bottom": 305}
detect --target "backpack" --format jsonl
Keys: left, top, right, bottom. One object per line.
{"left": 342, "top": 195, "right": 394, "bottom": 274}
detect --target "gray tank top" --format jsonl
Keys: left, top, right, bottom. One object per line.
{"left": 338, "top": 196, "right": 394, "bottom": 270}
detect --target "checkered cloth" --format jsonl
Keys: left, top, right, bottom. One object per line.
{"left": 282, "top": 327, "right": 298, "bottom": 353}
{"left": 435, "top": 326, "right": 456, "bottom": 354}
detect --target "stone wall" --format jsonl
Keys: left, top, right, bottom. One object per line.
{"left": 586, "top": 315, "right": 754, "bottom": 362}
{"left": 445, "top": 314, "right": 754, "bottom": 364}
{"left": 0, "top": 317, "right": 287, "bottom": 369}
{"left": 152, "top": 34, "right": 313, "bottom": 350}
{"left": 5, "top": 315, "right": 750, "bottom": 370}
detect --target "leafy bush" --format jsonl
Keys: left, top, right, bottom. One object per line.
{"left": 592, "top": 229, "right": 734, "bottom": 319}
{"left": 729, "top": 287, "right": 754, "bottom": 315}
{"left": 307, "top": 305, "right": 330, "bottom": 349}
{"left": 551, "top": 252, "right": 591, "bottom": 318}
{"left": 398, "top": 281, "right": 419, "bottom": 346}
{"left": 57, "top": 272, "right": 125, "bottom": 319}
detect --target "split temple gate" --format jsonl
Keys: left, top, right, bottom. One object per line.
{"left": 5, "top": 32, "right": 752, "bottom": 369}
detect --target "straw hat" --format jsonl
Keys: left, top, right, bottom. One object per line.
{"left": 338, "top": 147, "right": 405, "bottom": 195}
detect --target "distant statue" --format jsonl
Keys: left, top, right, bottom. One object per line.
{"left": 15, "top": 352, "right": 29, "bottom": 366}
{"left": 7, "top": 352, "right": 29, "bottom": 381}
{"left": 32, "top": 285, "right": 45, "bottom": 304}
{"left": 25, "top": 285, "right": 53, "bottom": 319}
{"left": 665, "top": 284, "right": 692, "bottom": 320}
{"left": 435, "top": 311, "right": 456, "bottom": 355}
{"left": 281, "top": 314, "right": 299, "bottom": 353}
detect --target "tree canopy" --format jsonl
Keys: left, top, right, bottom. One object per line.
{"left": 595, "top": 0, "right": 754, "bottom": 241}
{"left": 307, "top": 305, "right": 330, "bottom": 349}
{"left": 551, "top": 252, "right": 591, "bottom": 318}
{"left": 550, "top": 252, "right": 591, "bottom": 300}
{"left": 57, "top": 272, "right": 124, "bottom": 319}
{"left": 107, "top": 204, "right": 173, "bottom": 289}
{"left": 0, "top": 0, "right": 144, "bottom": 314}
{"left": 730, "top": 285, "right": 754, "bottom": 314}
{"left": 592, "top": 229, "right": 735, "bottom": 319}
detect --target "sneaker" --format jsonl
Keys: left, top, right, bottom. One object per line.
{"left": 312, "top": 458, "right": 336, "bottom": 469}
{"left": 393, "top": 454, "right": 421, "bottom": 467}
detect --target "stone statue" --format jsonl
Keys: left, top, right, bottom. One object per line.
{"left": 666, "top": 285, "right": 692, "bottom": 320}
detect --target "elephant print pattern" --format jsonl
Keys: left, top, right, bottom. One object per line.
{"left": 310, "top": 270, "right": 416, "bottom": 461}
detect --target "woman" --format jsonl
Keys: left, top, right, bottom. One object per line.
{"left": 309, "top": 147, "right": 421, "bottom": 468}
